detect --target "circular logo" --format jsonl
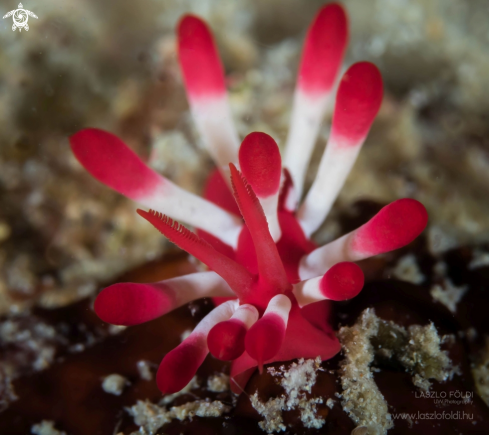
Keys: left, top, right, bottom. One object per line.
{"left": 13, "top": 9, "right": 28, "bottom": 27}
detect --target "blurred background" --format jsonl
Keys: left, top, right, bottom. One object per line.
{"left": 1, "top": 0, "right": 489, "bottom": 317}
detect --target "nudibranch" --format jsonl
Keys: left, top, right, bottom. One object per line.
{"left": 69, "top": 3, "right": 428, "bottom": 395}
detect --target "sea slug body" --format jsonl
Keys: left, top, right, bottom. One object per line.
{"left": 69, "top": 3, "right": 428, "bottom": 395}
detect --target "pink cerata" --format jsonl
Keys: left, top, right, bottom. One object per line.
{"left": 70, "top": 3, "right": 428, "bottom": 395}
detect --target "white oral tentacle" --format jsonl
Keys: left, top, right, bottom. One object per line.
{"left": 299, "top": 233, "right": 355, "bottom": 280}
{"left": 190, "top": 96, "right": 240, "bottom": 174}
{"left": 283, "top": 92, "right": 330, "bottom": 201}
{"left": 140, "top": 180, "right": 243, "bottom": 248}
{"left": 298, "top": 136, "right": 362, "bottom": 237}
{"left": 264, "top": 294, "right": 292, "bottom": 325}
{"left": 230, "top": 304, "right": 259, "bottom": 329}
{"left": 163, "top": 271, "right": 237, "bottom": 307}
{"left": 292, "top": 276, "right": 324, "bottom": 307}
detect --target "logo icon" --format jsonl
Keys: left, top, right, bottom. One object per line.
{"left": 3, "top": 3, "right": 38, "bottom": 32}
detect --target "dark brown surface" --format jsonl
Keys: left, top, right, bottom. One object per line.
{"left": 1, "top": 239, "right": 489, "bottom": 434}
{"left": 0, "top": 252, "right": 204, "bottom": 435}
{"left": 236, "top": 355, "right": 356, "bottom": 435}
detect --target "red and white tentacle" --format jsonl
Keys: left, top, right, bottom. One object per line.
{"left": 293, "top": 261, "right": 364, "bottom": 307}
{"left": 70, "top": 129, "right": 242, "bottom": 248}
{"left": 94, "top": 272, "right": 235, "bottom": 326}
{"left": 299, "top": 199, "right": 428, "bottom": 279}
{"left": 245, "top": 294, "right": 292, "bottom": 372}
{"left": 157, "top": 300, "right": 238, "bottom": 394}
{"left": 298, "top": 62, "right": 383, "bottom": 237}
{"left": 207, "top": 304, "right": 259, "bottom": 361}
{"left": 178, "top": 15, "right": 240, "bottom": 176}
{"left": 283, "top": 3, "right": 348, "bottom": 200}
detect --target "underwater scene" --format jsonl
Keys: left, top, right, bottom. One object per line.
{"left": 0, "top": 1, "right": 488, "bottom": 434}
